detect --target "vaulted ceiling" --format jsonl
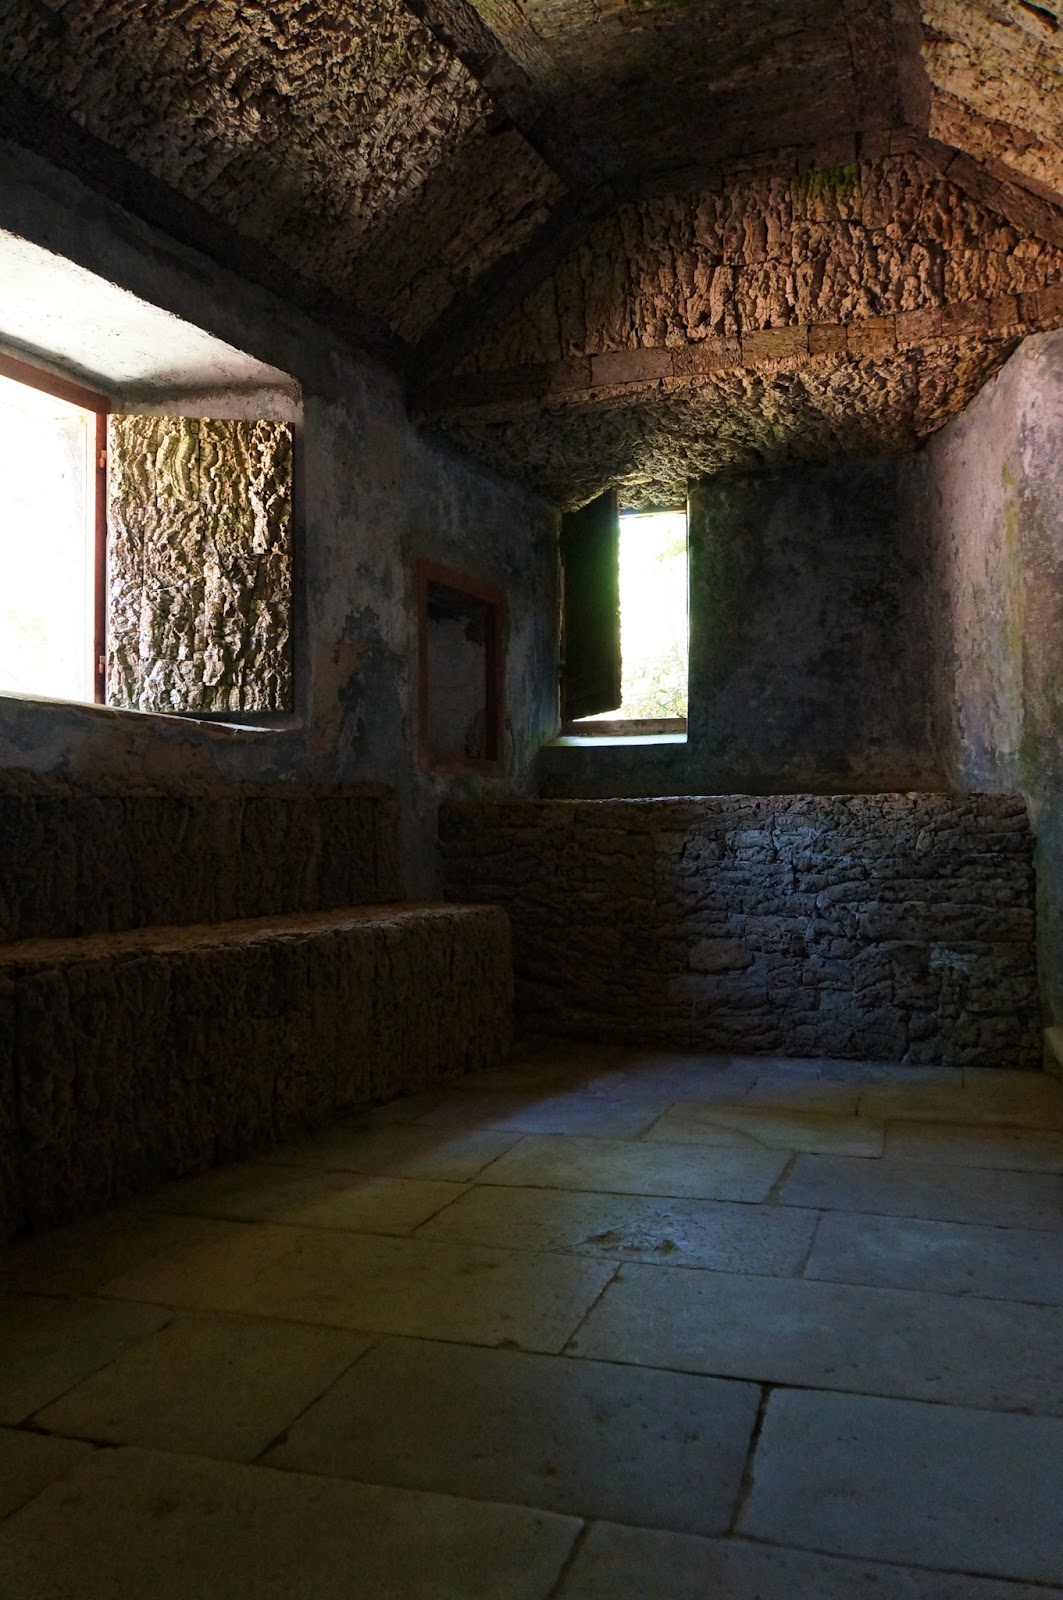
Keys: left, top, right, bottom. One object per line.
{"left": 1, "top": 0, "right": 1062, "bottom": 505}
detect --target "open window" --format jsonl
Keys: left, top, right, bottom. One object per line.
{"left": 0, "top": 354, "right": 107, "bottom": 704}
{"left": 0, "top": 353, "right": 293, "bottom": 716}
{"left": 560, "top": 490, "right": 688, "bottom": 737}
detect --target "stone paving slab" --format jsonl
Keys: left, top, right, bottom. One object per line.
{"left": 264, "top": 1123, "right": 521, "bottom": 1181}
{"left": 415, "top": 1090, "right": 661, "bottom": 1139}
{"left": 781, "top": 1154, "right": 1063, "bottom": 1228}
{"left": 0, "top": 1446, "right": 580, "bottom": 1600}
{"left": 742, "top": 1078, "right": 862, "bottom": 1115}
{"left": 555, "top": 1058, "right": 760, "bottom": 1104}
{"left": 101, "top": 1223, "right": 619, "bottom": 1351}
{"left": 96, "top": 1218, "right": 315, "bottom": 1310}
{"left": 0, "top": 1428, "right": 92, "bottom": 1520}
{"left": 567, "top": 1262, "right": 1063, "bottom": 1412}
{"left": 475, "top": 1132, "right": 788, "bottom": 1200}
{"left": 0, "top": 1295, "right": 168, "bottom": 1423}
{"left": 267, "top": 1336, "right": 758, "bottom": 1535}
{"left": 556, "top": 1522, "right": 1063, "bottom": 1599}
{"left": 806, "top": 1211, "right": 1063, "bottom": 1304}
{"left": 859, "top": 1075, "right": 1063, "bottom": 1128}
{"left": 816, "top": 1063, "right": 965, "bottom": 1086}
{"left": 739, "top": 1387, "right": 1063, "bottom": 1584}
{"left": 885, "top": 1121, "right": 1063, "bottom": 1173}
{"left": 144, "top": 1162, "right": 467, "bottom": 1235}
{"left": 416, "top": 1184, "right": 816, "bottom": 1275}
{"left": 0, "top": 1208, "right": 247, "bottom": 1298}
{"left": 643, "top": 1102, "right": 885, "bottom": 1156}
{"left": 34, "top": 1314, "right": 371, "bottom": 1461}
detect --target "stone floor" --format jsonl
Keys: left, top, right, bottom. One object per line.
{"left": 2, "top": 1045, "right": 1063, "bottom": 1598}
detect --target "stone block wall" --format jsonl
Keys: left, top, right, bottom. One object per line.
{"left": 441, "top": 794, "right": 1040, "bottom": 1068}
{"left": 0, "top": 768, "right": 402, "bottom": 940}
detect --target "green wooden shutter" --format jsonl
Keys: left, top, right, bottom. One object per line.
{"left": 106, "top": 416, "right": 293, "bottom": 713}
{"left": 560, "top": 488, "right": 621, "bottom": 720}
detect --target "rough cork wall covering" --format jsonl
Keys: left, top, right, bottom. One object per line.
{"left": 0, "top": 0, "right": 493, "bottom": 315}
{"left": 442, "top": 795, "right": 1041, "bottom": 1069}
{"left": 106, "top": 416, "right": 293, "bottom": 714}
{"left": 462, "top": 154, "right": 1063, "bottom": 373}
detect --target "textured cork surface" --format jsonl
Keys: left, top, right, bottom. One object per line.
{"left": 433, "top": 150, "right": 1063, "bottom": 505}
{"left": 442, "top": 795, "right": 1040, "bottom": 1068}
{"left": 0, "top": 769, "right": 402, "bottom": 941}
{"left": 0, "top": 902, "right": 512, "bottom": 1240}
{"left": 107, "top": 417, "right": 293, "bottom": 715}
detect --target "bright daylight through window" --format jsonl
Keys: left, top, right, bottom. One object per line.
{"left": 581, "top": 508, "right": 688, "bottom": 724}
{"left": 0, "top": 367, "right": 100, "bottom": 704}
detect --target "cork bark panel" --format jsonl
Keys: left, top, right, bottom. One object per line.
{"left": 465, "top": 155, "right": 1063, "bottom": 374}
{"left": 107, "top": 416, "right": 293, "bottom": 714}
{"left": 442, "top": 796, "right": 1039, "bottom": 1069}
{"left": 0, "top": 0, "right": 491, "bottom": 307}
{"left": 0, "top": 772, "right": 400, "bottom": 940}
{"left": 441, "top": 342, "right": 1016, "bottom": 509}
{"left": 351, "top": 128, "right": 566, "bottom": 344}
{"left": 922, "top": 0, "right": 1063, "bottom": 200}
{"left": 500, "top": 0, "right": 860, "bottom": 172}
{"left": 0, "top": 904, "right": 512, "bottom": 1238}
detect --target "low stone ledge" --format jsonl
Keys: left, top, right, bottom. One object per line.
{"left": 441, "top": 795, "right": 1040, "bottom": 1070}
{"left": 0, "top": 903, "right": 511, "bottom": 1241}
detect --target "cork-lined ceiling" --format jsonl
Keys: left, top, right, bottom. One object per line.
{"left": 1, "top": 0, "right": 1062, "bottom": 505}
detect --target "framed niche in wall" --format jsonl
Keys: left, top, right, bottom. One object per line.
{"left": 417, "top": 559, "right": 505, "bottom": 774}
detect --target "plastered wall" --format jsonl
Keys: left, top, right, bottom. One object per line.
{"left": 929, "top": 328, "right": 1063, "bottom": 1030}
{"left": 543, "top": 455, "right": 942, "bottom": 798}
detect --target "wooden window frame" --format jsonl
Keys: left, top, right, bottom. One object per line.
{"left": 416, "top": 558, "right": 505, "bottom": 776}
{"left": 0, "top": 351, "right": 110, "bottom": 704}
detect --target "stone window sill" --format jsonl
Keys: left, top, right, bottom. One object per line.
{"left": 547, "top": 733, "right": 687, "bottom": 748}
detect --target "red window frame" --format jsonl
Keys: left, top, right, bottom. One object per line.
{"left": 416, "top": 558, "right": 505, "bottom": 775}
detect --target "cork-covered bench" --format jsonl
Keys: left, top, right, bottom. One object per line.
{"left": 0, "top": 773, "right": 511, "bottom": 1240}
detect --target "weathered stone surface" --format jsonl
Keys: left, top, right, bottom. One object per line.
{"left": 107, "top": 416, "right": 293, "bottom": 714}
{"left": 441, "top": 796, "right": 1040, "bottom": 1067}
{"left": 0, "top": 903, "right": 512, "bottom": 1239}
{"left": 0, "top": 769, "right": 401, "bottom": 941}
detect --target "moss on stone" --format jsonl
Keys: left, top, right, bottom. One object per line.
{"left": 790, "top": 164, "right": 861, "bottom": 208}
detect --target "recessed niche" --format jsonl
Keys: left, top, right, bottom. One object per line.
{"left": 417, "top": 560, "right": 504, "bottom": 772}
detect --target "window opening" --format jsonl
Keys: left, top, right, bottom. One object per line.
{"left": 569, "top": 507, "right": 688, "bottom": 732}
{"left": 0, "top": 351, "right": 294, "bottom": 717}
{"left": 0, "top": 357, "right": 107, "bottom": 704}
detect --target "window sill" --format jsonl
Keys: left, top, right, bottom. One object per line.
{"left": 0, "top": 690, "right": 301, "bottom": 736}
{"left": 548, "top": 732, "right": 687, "bottom": 748}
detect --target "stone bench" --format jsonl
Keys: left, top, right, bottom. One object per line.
{"left": 0, "top": 770, "right": 512, "bottom": 1241}
{"left": 0, "top": 903, "right": 512, "bottom": 1240}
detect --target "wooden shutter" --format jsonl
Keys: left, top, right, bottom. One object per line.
{"left": 560, "top": 488, "right": 621, "bottom": 721}
{"left": 106, "top": 416, "right": 293, "bottom": 713}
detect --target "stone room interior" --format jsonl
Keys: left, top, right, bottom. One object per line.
{"left": 1, "top": 1, "right": 1063, "bottom": 1595}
